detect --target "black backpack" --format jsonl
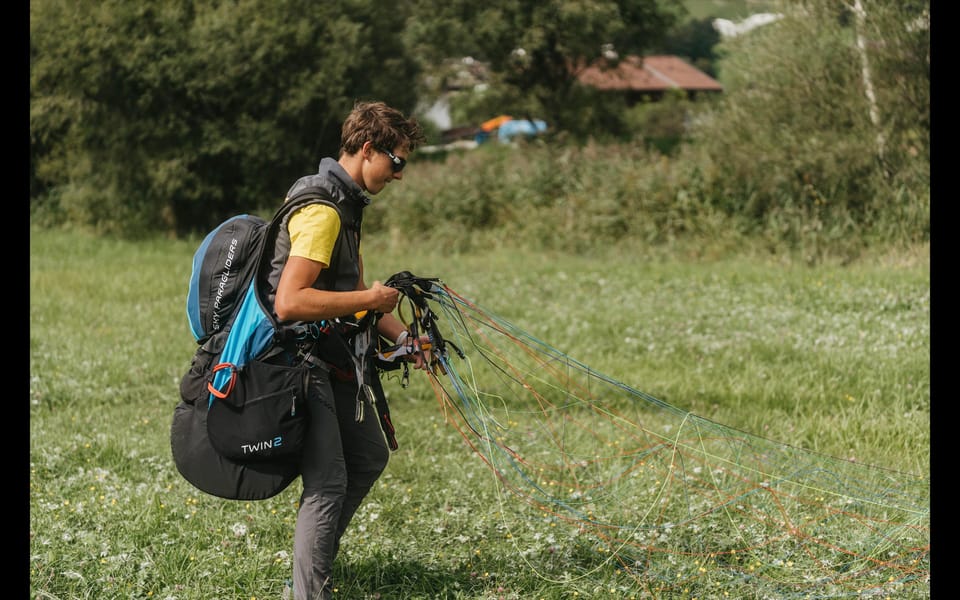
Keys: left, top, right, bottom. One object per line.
{"left": 172, "top": 190, "right": 331, "bottom": 500}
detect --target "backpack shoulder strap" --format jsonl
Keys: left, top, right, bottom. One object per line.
{"left": 251, "top": 190, "right": 337, "bottom": 333}
{"left": 275, "top": 187, "right": 339, "bottom": 223}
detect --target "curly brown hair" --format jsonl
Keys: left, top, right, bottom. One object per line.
{"left": 339, "top": 100, "right": 425, "bottom": 156}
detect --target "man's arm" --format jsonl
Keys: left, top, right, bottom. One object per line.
{"left": 274, "top": 255, "right": 398, "bottom": 322}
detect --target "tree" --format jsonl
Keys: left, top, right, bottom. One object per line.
{"left": 404, "top": 0, "right": 686, "bottom": 139}
{"left": 30, "top": 0, "right": 421, "bottom": 236}
{"left": 655, "top": 17, "right": 722, "bottom": 77}
{"left": 687, "top": 0, "right": 929, "bottom": 241}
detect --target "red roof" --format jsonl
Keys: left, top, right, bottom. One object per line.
{"left": 576, "top": 55, "right": 722, "bottom": 93}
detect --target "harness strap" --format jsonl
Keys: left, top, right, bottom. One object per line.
{"left": 320, "top": 321, "right": 400, "bottom": 451}
{"left": 282, "top": 271, "right": 454, "bottom": 454}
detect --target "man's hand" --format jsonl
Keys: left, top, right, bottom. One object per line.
{"left": 368, "top": 281, "right": 400, "bottom": 314}
{"left": 409, "top": 335, "right": 433, "bottom": 371}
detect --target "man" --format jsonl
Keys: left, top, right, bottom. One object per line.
{"left": 265, "top": 100, "right": 426, "bottom": 599}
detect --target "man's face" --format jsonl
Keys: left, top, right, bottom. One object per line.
{"left": 364, "top": 143, "right": 408, "bottom": 195}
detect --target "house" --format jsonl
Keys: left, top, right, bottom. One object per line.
{"left": 426, "top": 54, "right": 722, "bottom": 145}
{"left": 575, "top": 55, "right": 723, "bottom": 103}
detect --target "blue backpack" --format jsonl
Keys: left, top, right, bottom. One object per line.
{"left": 185, "top": 192, "right": 330, "bottom": 404}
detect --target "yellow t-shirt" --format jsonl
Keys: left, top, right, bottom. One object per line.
{"left": 287, "top": 204, "right": 341, "bottom": 265}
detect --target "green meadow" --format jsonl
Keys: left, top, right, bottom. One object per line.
{"left": 30, "top": 228, "right": 929, "bottom": 599}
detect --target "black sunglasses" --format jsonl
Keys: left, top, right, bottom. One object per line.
{"left": 375, "top": 146, "right": 407, "bottom": 173}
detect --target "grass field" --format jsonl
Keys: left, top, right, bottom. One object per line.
{"left": 29, "top": 227, "right": 929, "bottom": 599}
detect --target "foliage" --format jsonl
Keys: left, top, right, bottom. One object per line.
{"left": 403, "top": 0, "right": 687, "bottom": 138}
{"left": 654, "top": 16, "right": 722, "bottom": 76}
{"left": 687, "top": 0, "right": 930, "bottom": 261}
{"left": 365, "top": 134, "right": 923, "bottom": 262}
{"left": 30, "top": 0, "right": 420, "bottom": 236}
{"left": 622, "top": 87, "right": 698, "bottom": 154}
{"left": 29, "top": 0, "right": 929, "bottom": 252}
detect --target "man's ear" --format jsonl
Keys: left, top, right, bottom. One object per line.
{"left": 360, "top": 141, "right": 375, "bottom": 160}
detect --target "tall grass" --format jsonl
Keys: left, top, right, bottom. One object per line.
{"left": 363, "top": 140, "right": 928, "bottom": 267}
{"left": 30, "top": 227, "right": 929, "bottom": 599}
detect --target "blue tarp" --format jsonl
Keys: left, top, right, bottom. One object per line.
{"left": 474, "top": 118, "right": 548, "bottom": 144}
{"left": 497, "top": 119, "right": 547, "bottom": 142}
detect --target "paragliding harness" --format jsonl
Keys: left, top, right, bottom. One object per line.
{"left": 290, "top": 307, "right": 399, "bottom": 450}
{"left": 171, "top": 204, "right": 456, "bottom": 501}
{"left": 294, "top": 271, "right": 463, "bottom": 451}
{"left": 171, "top": 190, "right": 335, "bottom": 501}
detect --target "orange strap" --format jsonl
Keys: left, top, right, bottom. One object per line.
{"left": 207, "top": 362, "right": 238, "bottom": 399}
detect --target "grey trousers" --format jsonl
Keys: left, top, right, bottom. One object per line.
{"left": 293, "top": 366, "right": 390, "bottom": 600}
